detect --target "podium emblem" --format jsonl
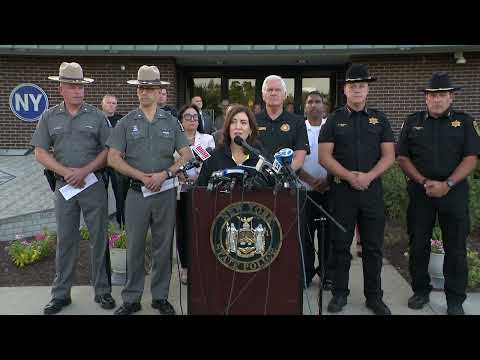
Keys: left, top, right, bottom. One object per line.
{"left": 211, "top": 201, "right": 283, "bottom": 273}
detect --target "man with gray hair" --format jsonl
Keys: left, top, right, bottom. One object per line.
{"left": 255, "top": 75, "right": 310, "bottom": 172}
{"left": 31, "top": 62, "right": 115, "bottom": 314}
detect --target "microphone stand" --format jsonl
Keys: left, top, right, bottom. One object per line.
{"left": 284, "top": 169, "right": 345, "bottom": 315}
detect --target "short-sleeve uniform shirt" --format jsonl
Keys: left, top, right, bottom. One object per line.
{"left": 106, "top": 107, "right": 189, "bottom": 173}
{"left": 397, "top": 109, "right": 480, "bottom": 180}
{"left": 256, "top": 110, "right": 310, "bottom": 160}
{"left": 30, "top": 102, "right": 110, "bottom": 168}
{"left": 318, "top": 106, "right": 394, "bottom": 172}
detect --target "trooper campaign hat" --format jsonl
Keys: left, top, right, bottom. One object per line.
{"left": 48, "top": 62, "right": 94, "bottom": 84}
{"left": 127, "top": 65, "right": 170, "bottom": 86}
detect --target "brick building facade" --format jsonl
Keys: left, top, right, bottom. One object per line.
{"left": 0, "top": 56, "right": 177, "bottom": 149}
{"left": 351, "top": 53, "right": 480, "bottom": 132}
{"left": 1, "top": 49, "right": 479, "bottom": 149}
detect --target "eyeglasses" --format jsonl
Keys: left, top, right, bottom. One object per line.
{"left": 183, "top": 113, "right": 199, "bottom": 121}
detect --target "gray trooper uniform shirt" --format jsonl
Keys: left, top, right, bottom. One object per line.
{"left": 30, "top": 101, "right": 111, "bottom": 300}
{"left": 106, "top": 107, "right": 189, "bottom": 303}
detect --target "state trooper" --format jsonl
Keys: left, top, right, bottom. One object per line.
{"left": 318, "top": 64, "right": 396, "bottom": 315}
{"left": 397, "top": 71, "right": 480, "bottom": 315}
{"left": 107, "top": 65, "right": 192, "bottom": 315}
{"left": 31, "top": 62, "right": 115, "bottom": 314}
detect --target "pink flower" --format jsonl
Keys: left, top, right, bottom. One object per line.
{"left": 108, "top": 233, "right": 120, "bottom": 248}
{"left": 35, "top": 233, "right": 46, "bottom": 241}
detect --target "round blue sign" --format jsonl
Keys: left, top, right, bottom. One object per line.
{"left": 9, "top": 83, "right": 49, "bottom": 122}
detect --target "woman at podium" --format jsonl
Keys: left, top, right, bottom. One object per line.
{"left": 197, "top": 105, "right": 263, "bottom": 186}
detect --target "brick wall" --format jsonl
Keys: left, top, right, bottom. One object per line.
{"left": 351, "top": 52, "right": 480, "bottom": 138}
{"left": 0, "top": 55, "right": 177, "bottom": 149}
{"left": 2, "top": 52, "right": 480, "bottom": 148}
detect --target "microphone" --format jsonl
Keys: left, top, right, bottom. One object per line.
{"left": 207, "top": 168, "right": 248, "bottom": 192}
{"left": 178, "top": 146, "right": 213, "bottom": 175}
{"left": 233, "top": 136, "right": 275, "bottom": 172}
{"left": 233, "top": 136, "right": 262, "bottom": 157}
{"left": 232, "top": 136, "right": 292, "bottom": 190}
{"left": 192, "top": 144, "right": 212, "bottom": 161}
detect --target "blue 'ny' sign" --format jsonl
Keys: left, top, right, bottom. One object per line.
{"left": 9, "top": 83, "right": 49, "bottom": 122}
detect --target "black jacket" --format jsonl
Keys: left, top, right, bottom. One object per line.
{"left": 196, "top": 145, "right": 273, "bottom": 188}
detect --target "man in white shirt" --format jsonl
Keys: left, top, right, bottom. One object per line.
{"left": 298, "top": 91, "right": 334, "bottom": 289}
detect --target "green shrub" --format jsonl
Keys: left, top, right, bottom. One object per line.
{"left": 467, "top": 249, "right": 480, "bottom": 289}
{"left": 7, "top": 229, "right": 55, "bottom": 267}
{"left": 382, "top": 163, "right": 409, "bottom": 225}
{"left": 469, "top": 176, "right": 480, "bottom": 232}
{"left": 383, "top": 164, "right": 479, "bottom": 234}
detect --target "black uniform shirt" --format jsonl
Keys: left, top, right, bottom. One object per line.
{"left": 197, "top": 146, "right": 261, "bottom": 186}
{"left": 318, "top": 106, "right": 394, "bottom": 172}
{"left": 397, "top": 109, "right": 480, "bottom": 180}
{"left": 107, "top": 113, "right": 123, "bottom": 128}
{"left": 256, "top": 110, "right": 310, "bottom": 160}
{"left": 159, "top": 105, "right": 178, "bottom": 118}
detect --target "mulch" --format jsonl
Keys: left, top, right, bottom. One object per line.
{"left": 0, "top": 238, "right": 91, "bottom": 287}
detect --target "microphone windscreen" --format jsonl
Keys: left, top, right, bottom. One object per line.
{"left": 233, "top": 136, "right": 244, "bottom": 146}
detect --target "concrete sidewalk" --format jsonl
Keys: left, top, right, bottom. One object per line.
{"left": 3, "top": 254, "right": 478, "bottom": 315}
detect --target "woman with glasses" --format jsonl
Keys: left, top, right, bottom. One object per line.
{"left": 175, "top": 104, "right": 215, "bottom": 285}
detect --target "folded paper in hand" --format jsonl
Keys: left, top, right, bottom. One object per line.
{"left": 59, "top": 173, "right": 98, "bottom": 201}
{"left": 141, "top": 177, "right": 179, "bottom": 198}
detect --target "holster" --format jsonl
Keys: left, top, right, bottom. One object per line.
{"left": 43, "top": 169, "right": 56, "bottom": 192}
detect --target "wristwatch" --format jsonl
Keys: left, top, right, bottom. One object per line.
{"left": 165, "top": 169, "right": 174, "bottom": 179}
{"left": 446, "top": 178, "right": 455, "bottom": 188}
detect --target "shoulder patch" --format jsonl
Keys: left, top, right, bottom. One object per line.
{"left": 177, "top": 118, "right": 185, "bottom": 132}
{"left": 473, "top": 120, "right": 480, "bottom": 136}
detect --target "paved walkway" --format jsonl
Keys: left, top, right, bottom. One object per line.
{"left": 0, "top": 154, "right": 53, "bottom": 220}
{"left": 3, "top": 251, "right": 478, "bottom": 315}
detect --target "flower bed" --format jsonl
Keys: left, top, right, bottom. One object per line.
{"left": 6, "top": 230, "right": 55, "bottom": 267}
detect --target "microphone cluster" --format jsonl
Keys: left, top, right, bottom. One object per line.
{"left": 206, "top": 136, "right": 302, "bottom": 193}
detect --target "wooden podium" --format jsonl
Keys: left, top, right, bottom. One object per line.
{"left": 186, "top": 187, "right": 303, "bottom": 315}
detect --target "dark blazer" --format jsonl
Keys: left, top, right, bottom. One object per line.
{"left": 199, "top": 110, "right": 214, "bottom": 134}
{"left": 196, "top": 145, "right": 274, "bottom": 188}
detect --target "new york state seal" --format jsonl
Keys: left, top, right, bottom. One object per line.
{"left": 210, "top": 201, "right": 283, "bottom": 273}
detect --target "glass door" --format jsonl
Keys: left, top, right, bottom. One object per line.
{"left": 192, "top": 78, "right": 221, "bottom": 120}
{"left": 227, "top": 79, "right": 256, "bottom": 110}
